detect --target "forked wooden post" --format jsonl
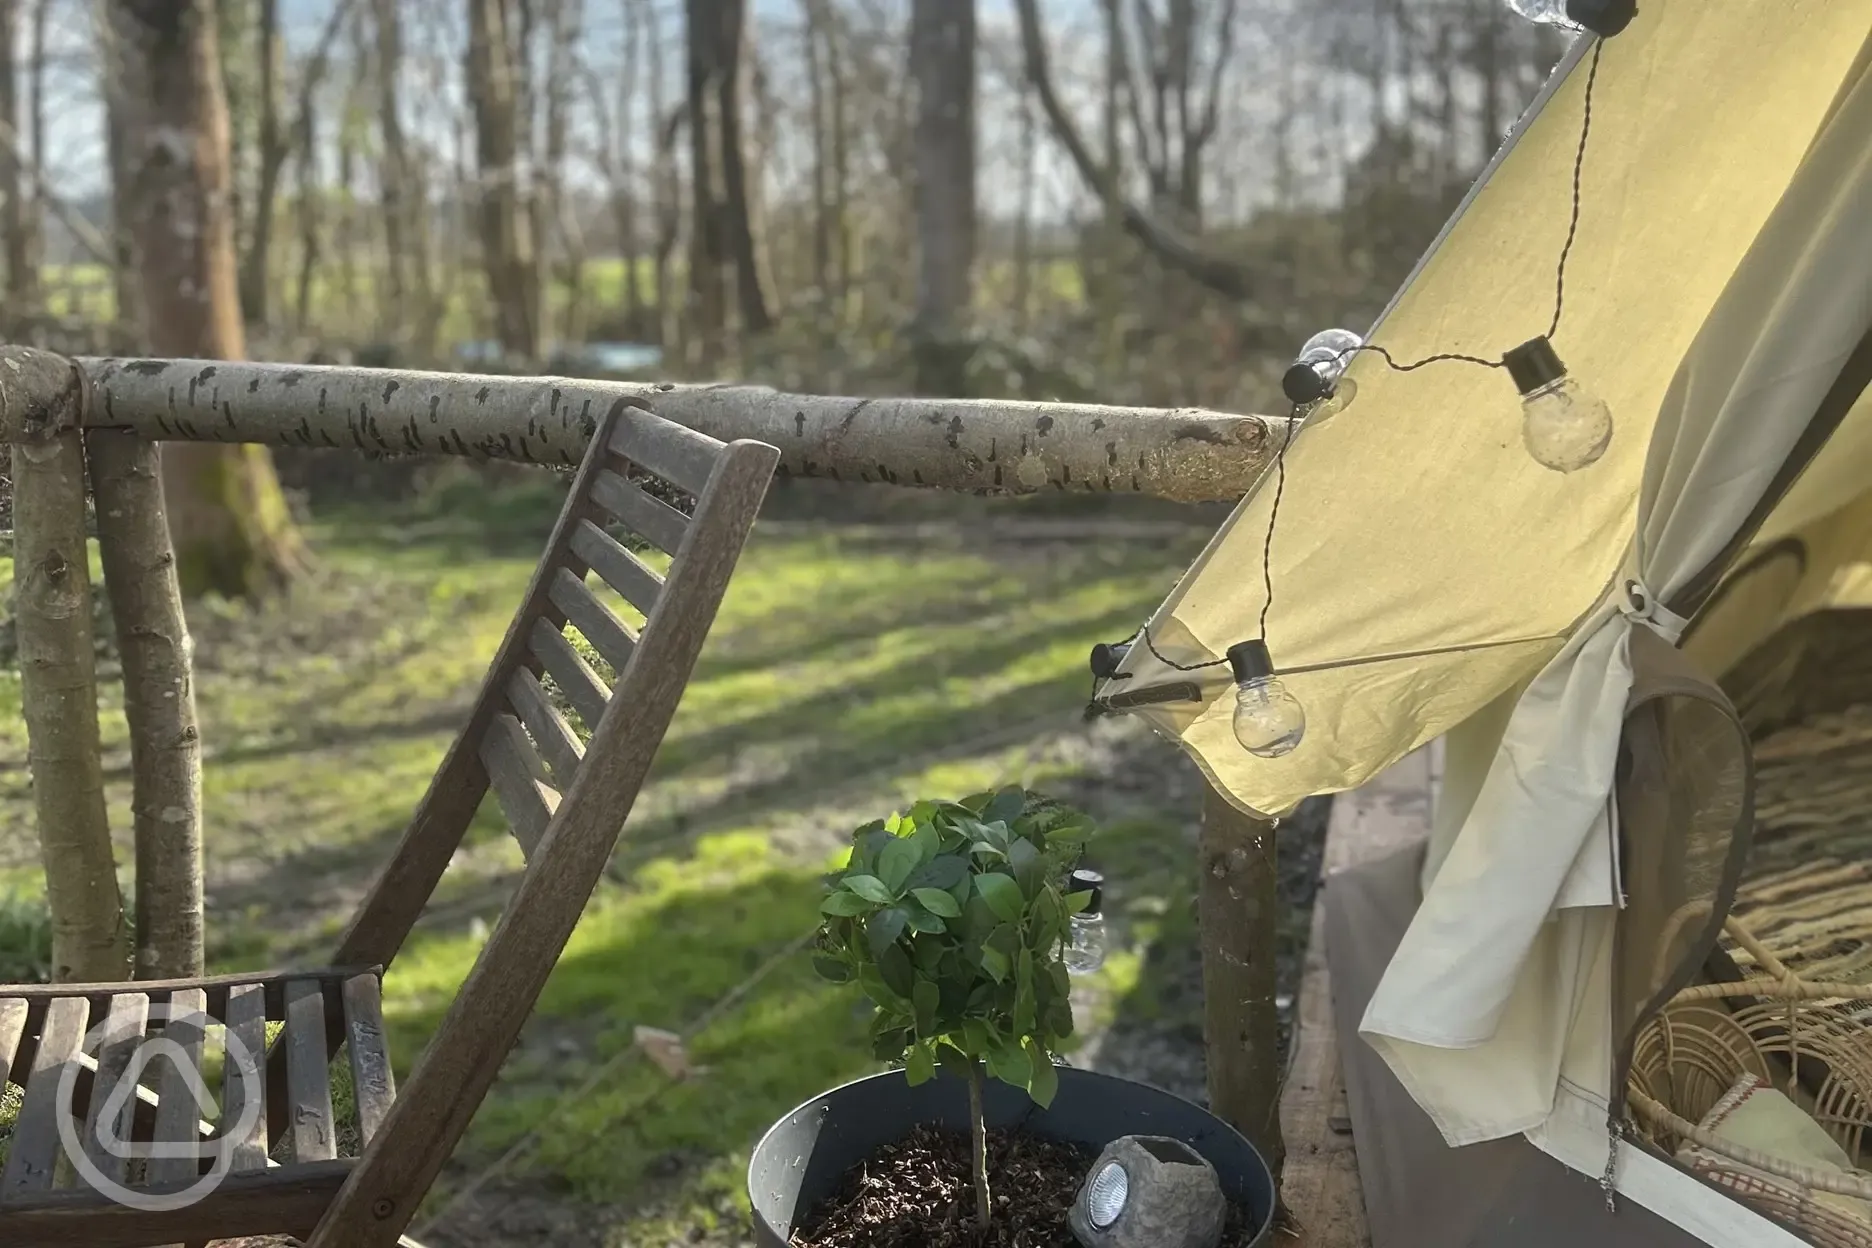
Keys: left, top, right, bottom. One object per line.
{"left": 1199, "top": 775, "right": 1284, "bottom": 1175}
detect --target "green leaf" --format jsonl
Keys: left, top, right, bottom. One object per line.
{"left": 1009, "top": 837, "right": 1043, "bottom": 898}
{"left": 905, "top": 1041, "right": 935, "bottom": 1085}
{"left": 1025, "top": 1037, "right": 1059, "bottom": 1107}
{"left": 1026, "top": 889, "right": 1061, "bottom": 947}
{"left": 872, "top": 1025, "right": 912, "bottom": 1060}
{"left": 820, "top": 891, "right": 870, "bottom": 917}
{"left": 986, "top": 1041, "right": 1030, "bottom": 1090}
{"left": 1064, "top": 889, "right": 1094, "bottom": 915}
{"left": 908, "top": 821, "right": 940, "bottom": 864}
{"left": 913, "top": 979, "right": 939, "bottom": 1035}
{"left": 878, "top": 943, "right": 915, "bottom": 999}
{"left": 912, "top": 888, "right": 962, "bottom": 918}
{"left": 976, "top": 873, "right": 1024, "bottom": 923}
{"left": 983, "top": 787, "right": 1027, "bottom": 825}
{"left": 867, "top": 907, "right": 908, "bottom": 958}
{"left": 979, "top": 946, "right": 1010, "bottom": 982}
{"left": 811, "top": 955, "right": 852, "bottom": 983}
{"left": 860, "top": 966, "right": 901, "bottom": 1008}
{"left": 968, "top": 841, "right": 1007, "bottom": 862}
{"left": 1014, "top": 949, "right": 1036, "bottom": 1034}
{"left": 905, "top": 855, "right": 967, "bottom": 892}
{"left": 938, "top": 1043, "right": 976, "bottom": 1081}
{"left": 903, "top": 906, "right": 947, "bottom": 935}
{"left": 845, "top": 874, "right": 895, "bottom": 904}
{"left": 878, "top": 838, "right": 920, "bottom": 893}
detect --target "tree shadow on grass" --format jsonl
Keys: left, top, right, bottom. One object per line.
{"left": 378, "top": 841, "right": 875, "bottom": 1243}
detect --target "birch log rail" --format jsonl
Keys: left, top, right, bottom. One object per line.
{"left": 66, "top": 356, "right": 1282, "bottom": 502}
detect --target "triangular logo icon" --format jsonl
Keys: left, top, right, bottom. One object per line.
{"left": 98, "top": 1034, "right": 221, "bottom": 1160}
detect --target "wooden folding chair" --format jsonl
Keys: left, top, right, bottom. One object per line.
{"left": 0, "top": 398, "right": 779, "bottom": 1247}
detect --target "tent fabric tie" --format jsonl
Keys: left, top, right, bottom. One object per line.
{"left": 1619, "top": 578, "right": 1688, "bottom": 644}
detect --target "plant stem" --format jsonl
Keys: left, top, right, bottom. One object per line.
{"left": 966, "top": 1059, "right": 992, "bottom": 1232}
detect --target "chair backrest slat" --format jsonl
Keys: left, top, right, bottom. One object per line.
{"left": 479, "top": 714, "right": 558, "bottom": 858}
{"left": 608, "top": 404, "right": 719, "bottom": 496}
{"left": 547, "top": 565, "right": 637, "bottom": 672}
{"left": 590, "top": 469, "right": 688, "bottom": 555}
{"left": 528, "top": 618, "right": 610, "bottom": 730}
{"left": 506, "top": 668, "right": 582, "bottom": 787}
{"left": 316, "top": 400, "right": 778, "bottom": 1243}
{"left": 568, "top": 519, "right": 663, "bottom": 617}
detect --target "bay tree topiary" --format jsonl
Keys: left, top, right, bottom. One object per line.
{"left": 812, "top": 786, "right": 1097, "bottom": 1233}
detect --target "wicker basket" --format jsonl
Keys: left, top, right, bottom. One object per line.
{"left": 1628, "top": 915, "right": 1872, "bottom": 1248}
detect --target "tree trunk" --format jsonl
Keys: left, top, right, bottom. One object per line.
{"left": 0, "top": 0, "right": 30, "bottom": 319}
{"left": 908, "top": 0, "right": 975, "bottom": 397}
{"left": 685, "top": 0, "right": 769, "bottom": 366}
{"left": 966, "top": 1060, "right": 992, "bottom": 1232}
{"left": 1199, "top": 780, "right": 1284, "bottom": 1175}
{"left": 5, "top": 352, "right": 129, "bottom": 983}
{"left": 95, "top": 5, "right": 142, "bottom": 348}
{"left": 466, "top": 0, "right": 540, "bottom": 361}
{"left": 110, "top": 0, "right": 304, "bottom": 599}
{"left": 88, "top": 430, "right": 204, "bottom": 981}
{"left": 237, "top": 0, "right": 284, "bottom": 329}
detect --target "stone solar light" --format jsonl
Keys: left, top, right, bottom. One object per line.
{"left": 1069, "top": 1134, "right": 1227, "bottom": 1248}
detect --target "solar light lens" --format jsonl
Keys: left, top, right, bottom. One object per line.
{"left": 1088, "top": 1161, "right": 1129, "bottom": 1228}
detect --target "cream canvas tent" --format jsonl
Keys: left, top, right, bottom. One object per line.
{"left": 1092, "top": 3, "right": 1872, "bottom": 1245}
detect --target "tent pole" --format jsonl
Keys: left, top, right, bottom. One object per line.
{"left": 1199, "top": 775, "right": 1285, "bottom": 1175}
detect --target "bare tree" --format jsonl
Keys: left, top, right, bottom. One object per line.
{"left": 0, "top": 0, "right": 31, "bottom": 318}
{"left": 467, "top": 0, "right": 540, "bottom": 359}
{"left": 908, "top": 0, "right": 976, "bottom": 395}
{"left": 685, "top": 0, "right": 770, "bottom": 367}
{"left": 238, "top": 0, "right": 285, "bottom": 327}
{"left": 109, "top": 0, "right": 306, "bottom": 598}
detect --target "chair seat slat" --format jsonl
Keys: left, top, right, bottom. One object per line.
{"left": 284, "top": 980, "right": 336, "bottom": 1163}
{"left": 222, "top": 982, "right": 269, "bottom": 1173}
{"left": 590, "top": 469, "right": 689, "bottom": 555}
{"left": 548, "top": 565, "right": 637, "bottom": 674}
{"left": 569, "top": 520, "right": 664, "bottom": 618}
{"left": 147, "top": 987, "right": 211, "bottom": 1187}
{"left": 2, "top": 995, "right": 89, "bottom": 1197}
{"left": 341, "top": 975, "right": 396, "bottom": 1148}
{"left": 480, "top": 714, "right": 560, "bottom": 857}
{"left": 609, "top": 405, "right": 721, "bottom": 497}
{"left": 507, "top": 668, "right": 583, "bottom": 786}
{"left": 529, "top": 618, "right": 611, "bottom": 730}
{"left": 81, "top": 992, "right": 151, "bottom": 1191}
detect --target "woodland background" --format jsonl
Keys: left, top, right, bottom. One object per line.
{"left": 0, "top": 2, "right": 1562, "bottom": 1241}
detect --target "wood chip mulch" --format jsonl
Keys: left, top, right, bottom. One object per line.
{"left": 790, "top": 1124, "right": 1264, "bottom": 1247}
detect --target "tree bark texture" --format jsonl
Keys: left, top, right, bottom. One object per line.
{"left": 88, "top": 429, "right": 205, "bottom": 981}
{"left": 236, "top": 0, "right": 285, "bottom": 329}
{"left": 908, "top": 0, "right": 976, "bottom": 397}
{"left": 1199, "top": 779, "right": 1284, "bottom": 1175}
{"left": 467, "top": 0, "right": 540, "bottom": 361}
{"left": 4, "top": 351, "right": 130, "bottom": 983}
{"left": 77, "top": 356, "right": 1282, "bottom": 503}
{"left": 685, "top": 0, "right": 770, "bottom": 366}
{"left": 109, "top": 0, "right": 304, "bottom": 599}
{"left": 0, "top": 0, "right": 30, "bottom": 315}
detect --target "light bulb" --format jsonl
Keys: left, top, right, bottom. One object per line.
{"left": 1282, "top": 327, "right": 1363, "bottom": 411}
{"left": 1504, "top": 336, "right": 1612, "bottom": 472}
{"left": 1503, "top": 0, "right": 1636, "bottom": 36}
{"left": 1087, "top": 1161, "right": 1129, "bottom": 1228}
{"left": 1226, "top": 640, "right": 1306, "bottom": 758}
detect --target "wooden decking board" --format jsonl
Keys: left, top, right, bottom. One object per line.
{"left": 1278, "top": 746, "right": 1437, "bottom": 1247}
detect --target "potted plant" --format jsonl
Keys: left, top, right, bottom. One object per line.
{"left": 747, "top": 786, "right": 1276, "bottom": 1247}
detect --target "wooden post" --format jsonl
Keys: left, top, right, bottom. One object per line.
{"left": 89, "top": 429, "right": 205, "bottom": 980}
{"left": 4, "top": 348, "right": 129, "bottom": 982}
{"left": 1200, "top": 775, "right": 1285, "bottom": 1175}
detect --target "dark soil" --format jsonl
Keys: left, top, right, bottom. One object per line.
{"left": 791, "top": 1125, "right": 1264, "bottom": 1248}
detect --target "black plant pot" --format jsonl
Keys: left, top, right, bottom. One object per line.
{"left": 747, "top": 1065, "right": 1276, "bottom": 1247}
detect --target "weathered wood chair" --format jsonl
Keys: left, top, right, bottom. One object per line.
{"left": 0, "top": 398, "right": 779, "bottom": 1247}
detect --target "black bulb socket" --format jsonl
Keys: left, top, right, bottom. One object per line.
{"left": 1566, "top": 0, "right": 1636, "bottom": 37}
{"left": 1226, "top": 639, "right": 1276, "bottom": 687}
{"left": 1503, "top": 337, "right": 1569, "bottom": 397}
{"left": 1089, "top": 641, "right": 1131, "bottom": 681}
{"left": 1281, "top": 361, "right": 1333, "bottom": 406}
{"left": 1069, "top": 868, "right": 1104, "bottom": 916}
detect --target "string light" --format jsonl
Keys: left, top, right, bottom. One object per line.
{"left": 1505, "top": 0, "right": 1637, "bottom": 37}
{"left": 1227, "top": 640, "right": 1306, "bottom": 758}
{"left": 1505, "top": 337, "right": 1612, "bottom": 472}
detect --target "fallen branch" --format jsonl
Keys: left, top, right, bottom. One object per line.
{"left": 74, "top": 357, "right": 1282, "bottom": 503}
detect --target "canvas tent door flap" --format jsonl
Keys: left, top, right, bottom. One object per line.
{"left": 1093, "top": 3, "right": 1872, "bottom": 1247}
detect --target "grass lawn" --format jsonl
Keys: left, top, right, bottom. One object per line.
{"left": 0, "top": 478, "right": 1233, "bottom": 1243}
